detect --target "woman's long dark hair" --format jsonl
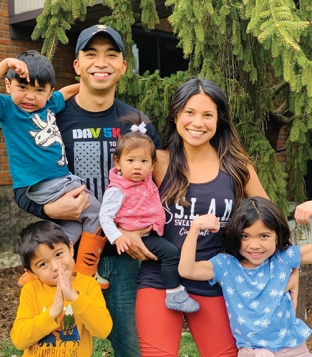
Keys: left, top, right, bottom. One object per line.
{"left": 222, "top": 197, "right": 291, "bottom": 260}
{"left": 161, "top": 77, "right": 251, "bottom": 205}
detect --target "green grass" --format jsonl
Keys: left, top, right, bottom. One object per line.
{"left": 0, "top": 340, "right": 21, "bottom": 357}
{"left": 0, "top": 333, "right": 199, "bottom": 356}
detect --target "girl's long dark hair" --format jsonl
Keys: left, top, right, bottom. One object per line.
{"left": 222, "top": 196, "right": 291, "bottom": 260}
{"left": 161, "top": 77, "right": 251, "bottom": 205}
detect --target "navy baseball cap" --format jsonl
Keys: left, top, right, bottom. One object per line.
{"left": 75, "top": 24, "right": 125, "bottom": 57}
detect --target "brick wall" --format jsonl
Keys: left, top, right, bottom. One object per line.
{"left": 0, "top": 0, "right": 76, "bottom": 252}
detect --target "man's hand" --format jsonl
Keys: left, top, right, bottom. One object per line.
{"left": 118, "top": 226, "right": 157, "bottom": 261}
{"left": 43, "top": 185, "right": 90, "bottom": 220}
{"left": 294, "top": 201, "right": 312, "bottom": 225}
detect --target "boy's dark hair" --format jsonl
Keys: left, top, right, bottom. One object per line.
{"left": 16, "top": 221, "right": 70, "bottom": 271}
{"left": 6, "top": 50, "right": 56, "bottom": 88}
{"left": 222, "top": 196, "right": 291, "bottom": 260}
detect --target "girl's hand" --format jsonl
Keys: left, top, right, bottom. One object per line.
{"left": 115, "top": 235, "right": 131, "bottom": 255}
{"left": 192, "top": 214, "right": 220, "bottom": 233}
{"left": 57, "top": 260, "right": 78, "bottom": 302}
{"left": 285, "top": 268, "right": 299, "bottom": 311}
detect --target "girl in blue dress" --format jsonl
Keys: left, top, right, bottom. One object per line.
{"left": 179, "top": 196, "right": 312, "bottom": 356}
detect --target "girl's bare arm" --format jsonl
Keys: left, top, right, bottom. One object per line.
{"left": 179, "top": 214, "right": 219, "bottom": 281}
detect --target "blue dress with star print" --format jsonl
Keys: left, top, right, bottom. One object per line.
{"left": 209, "top": 246, "right": 311, "bottom": 351}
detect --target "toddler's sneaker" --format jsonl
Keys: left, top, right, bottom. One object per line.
{"left": 94, "top": 271, "right": 110, "bottom": 290}
{"left": 165, "top": 287, "right": 200, "bottom": 313}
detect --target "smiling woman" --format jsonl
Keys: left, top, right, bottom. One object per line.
{"left": 174, "top": 93, "right": 218, "bottom": 151}
{"left": 135, "top": 77, "right": 270, "bottom": 357}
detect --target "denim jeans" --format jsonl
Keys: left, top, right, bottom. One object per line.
{"left": 98, "top": 253, "right": 141, "bottom": 357}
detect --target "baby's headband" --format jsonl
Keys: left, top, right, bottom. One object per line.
{"left": 130, "top": 122, "right": 147, "bottom": 134}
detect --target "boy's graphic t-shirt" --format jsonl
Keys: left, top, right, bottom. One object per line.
{"left": 36, "top": 304, "right": 81, "bottom": 354}
{"left": 209, "top": 246, "right": 312, "bottom": 351}
{"left": 0, "top": 92, "right": 68, "bottom": 188}
{"left": 56, "top": 97, "right": 161, "bottom": 204}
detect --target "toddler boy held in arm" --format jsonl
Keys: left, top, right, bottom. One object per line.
{"left": 11, "top": 221, "right": 112, "bottom": 357}
{"left": 0, "top": 51, "right": 108, "bottom": 288}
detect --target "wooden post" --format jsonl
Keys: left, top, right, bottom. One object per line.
{"left": 297, "top": 271, "right": 307, "bottom": 320}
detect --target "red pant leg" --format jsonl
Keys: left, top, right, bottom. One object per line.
{"left": 186, "top": 295, "right": 238, "bottom": 357}
{"left": 136, "top": 288, "right": 183, "bottom": 357}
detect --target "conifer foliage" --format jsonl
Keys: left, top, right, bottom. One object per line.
{"left": 33, "top": 0, "right": 312, "bottom": 215}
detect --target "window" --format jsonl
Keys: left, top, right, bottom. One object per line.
{"left": 132, "top": 28, "right": 188, "bottom": 77}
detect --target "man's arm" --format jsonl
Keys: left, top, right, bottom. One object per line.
{"left": 14, "top": 187, "right": 49, "bottom": 220}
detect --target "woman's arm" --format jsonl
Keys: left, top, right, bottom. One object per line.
{"left": 179, "top": 214, "right": 220, "bottom": 281}
{"left": 245, "top": 163, "right": 269, "bottom": 198}
{"left": 153, "top": 150, "right": 169, "bottom": 187}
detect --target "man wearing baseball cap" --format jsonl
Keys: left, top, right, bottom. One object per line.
{"left": 15, "top": 24, "right": 161, "bottom": 357}
{"left": 75, "top": 24, "right": 125, "bottom": 57}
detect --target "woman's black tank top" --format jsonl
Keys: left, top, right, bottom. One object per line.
{"left": 137, "top": 168, "right": 236, "bottom": 296}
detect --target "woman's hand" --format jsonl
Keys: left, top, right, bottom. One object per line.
{"left": 118, "top": 226, "right": 157, "bottom": 261}
{"left": 43, "top": 185, "right": 90, "bottom": 220}
{"left": 285, "top": 268, "right": 299, "bottom": 311}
